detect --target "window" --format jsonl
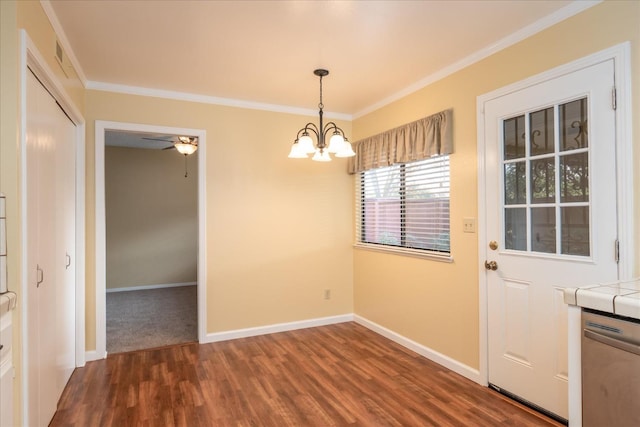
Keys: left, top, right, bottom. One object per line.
{"left": 356, "top": 155, "right": 450, "bottom": 255}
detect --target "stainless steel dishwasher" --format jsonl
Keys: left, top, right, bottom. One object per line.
{"left": 582, "top": 309, "right": 640, "bottom": 427}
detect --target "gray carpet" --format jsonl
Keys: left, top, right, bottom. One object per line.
{"left": 106, "top": 285, "right": 198, "bottom": 354}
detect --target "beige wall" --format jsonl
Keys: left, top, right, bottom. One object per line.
{"left": 352, "top": 0, "right": 640, "bottom": 369}
{"left": 105, "top": 146, "right": 198, "bottom": 290}
{"left": 17, "top": 0, "right": 84, "bottom": 112}
{"left": 86, "top": 90, "right": 354, "bottom": 345}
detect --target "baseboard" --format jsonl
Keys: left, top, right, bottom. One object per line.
{"left": 202, "top": 314, "right": 355, "bottom": 343}
{"left": 106, "top": 282, "right": 197, "bottom": 293}
{"left": 84, "top": 349, "right": 106, "bottom": 362}
{"left": 354, "top": 315, "right": 482, "bottom": 384}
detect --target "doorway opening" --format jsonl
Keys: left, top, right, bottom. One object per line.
{"left": 94, "top": 122, "right": 207, "bottom": 359}
{"left": 104, "top": 130, "right": 199, "bottom": 353}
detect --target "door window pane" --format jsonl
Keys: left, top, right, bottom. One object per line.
{"left": 561, "top": 207, "right": 590, "bottom": 256}
{"left": 504, "top": 161, "right": 526, "bottom": 205}
{"left": 530, "top": 157, "right": 555, "bottom": 204}
{"left": 504, "top": 115, "right": 525, "bottom": 160}
{"left": 560, "top": 98, "right": 588, "bottom": 151}
{"left": 531, "top": 207, "right": 556, "bottom": 253}
{"left": 530, "top": 107, "right": 555, "bottom": 156}
{"left": 505, "top": 208, "right": 526, "bottom": 250}
{"left": 560, "top": 152, "right": 588, "bottom": 202}
{"left": 501, "top": 96, "right": 591, "bottom": 258}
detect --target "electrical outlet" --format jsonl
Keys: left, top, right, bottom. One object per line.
{"left": 463, "top": 217, "right": 476, "bottom": 233}
{"left": 324, "top": 289, "right": 331, "bottom": 300}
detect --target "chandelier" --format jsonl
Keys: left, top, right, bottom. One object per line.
{"left": 288, "top": 69, "right": 355, "bottom": 161}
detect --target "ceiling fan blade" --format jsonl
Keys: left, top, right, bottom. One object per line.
{"left": 162, "top": 146, "right": 175, "bottom": 150}
{"left": 142, "top": 137, "right": 174, "bottom": 142}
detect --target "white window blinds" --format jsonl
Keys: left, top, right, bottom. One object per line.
{"left": 356, "top": 156, "right": 450, "bottom": 254}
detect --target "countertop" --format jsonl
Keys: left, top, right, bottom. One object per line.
{"left": 0, "top": 291, "right": 17, "bottom": 314}
{"left": 564, "top": 279, "right": 640, "bottom": 320}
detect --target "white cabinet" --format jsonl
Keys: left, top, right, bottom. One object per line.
{"left": 25, "top": 70, "right": 77, "bottom": 427}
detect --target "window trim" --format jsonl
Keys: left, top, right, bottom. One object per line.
{"left": 353, "top": 242, "right": 453, "bottom": 262}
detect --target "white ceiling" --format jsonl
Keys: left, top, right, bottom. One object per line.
{"left": 47, "top": 0, "right": 593, "bottom": 117}
{"left": 105, "top": 130, "right": 178, "bottom": 149}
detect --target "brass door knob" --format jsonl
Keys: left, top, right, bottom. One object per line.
{"left": 484, "top": 260, "right": 498, "bottom": 271}
{"left": 489, "top": 241, "right": 498, "bottom": 250}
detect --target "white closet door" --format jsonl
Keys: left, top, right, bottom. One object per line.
{"left": 54, "top": 96, "right": 76, "bottom": 392}
{"left": 25, "top": 70, "right": 77, "bottom": 427}
{"left": 39, "top": 75, "right": 60, "bottom": 426}
{"left": 26, "top": 70, "right": 52, "bottom": 426}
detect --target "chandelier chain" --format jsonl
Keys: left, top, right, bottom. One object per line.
{"left": 318, "top": 74, "right": 324, "bottom": 110}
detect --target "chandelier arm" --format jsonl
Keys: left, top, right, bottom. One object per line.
{"left": 297, "top": 123, "right": 320, "bottom": 140}
{"left": 322, "top": 122, "right": 345, "bottom": 136}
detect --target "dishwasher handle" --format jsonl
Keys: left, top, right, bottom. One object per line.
{"left": 584, "top": 329, "right": 640, "bottom": 356}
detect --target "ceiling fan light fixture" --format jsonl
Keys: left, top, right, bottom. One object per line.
{"left": 174, "top": 136, "right": 198, "bottom": 155}
{"left": 175, "top": 143, "right": 197, "bottom": 155}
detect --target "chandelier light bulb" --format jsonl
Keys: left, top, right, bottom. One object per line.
{"left": 288, "top": 142, "right": 308, "bottom": 158}
{"left": 335, "top": 139, "right": 356, "bottom": 157}
{"left": 327, "top": 132, "right": 345, "bottom": 153}
{"left": 298, "top": 134, "right": 316, "bottom": 154}
{"left": 312, "top": 148, "right": 332, "bottom": 162}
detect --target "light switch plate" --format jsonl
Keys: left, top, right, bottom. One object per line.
{"left": 463, "top": 217, "right": 476, "bottom": 233}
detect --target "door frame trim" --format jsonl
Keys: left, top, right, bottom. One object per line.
{"left": 19, "top": 30, "right": 87, "bottom": 425}
{"left": 92, "top": 121, "right": 207, "bottom": 360}
{"left": 476, "top": 42, "right": 632, "bottom": 423}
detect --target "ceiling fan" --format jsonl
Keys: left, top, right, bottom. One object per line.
{"left": 142, "top": 135, "right": 198, "bottom": 154}
{"left": 142, "top": 135, "right": 198, "bottom": 177}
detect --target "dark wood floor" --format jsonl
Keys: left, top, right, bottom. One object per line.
{"left": 51, "top": 322, "right": 563, "bottom": 427}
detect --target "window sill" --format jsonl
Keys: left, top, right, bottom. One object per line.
{"left": 353, "top": 243, "right": 453, "bottom": 263}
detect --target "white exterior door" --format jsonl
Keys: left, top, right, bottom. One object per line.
{"left": 483, "top": 59, "right": 618, "bottom": 420}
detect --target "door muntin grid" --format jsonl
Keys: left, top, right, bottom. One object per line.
{"left": 502, "top": 97, "right": 590, "bottom": 257}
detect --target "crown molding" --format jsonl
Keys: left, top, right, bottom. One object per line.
{"left": 353, "top": 0, "right": 602, "bottom": 118}
{"left": 86, "top": 80, "right": 352, "bottom": 120}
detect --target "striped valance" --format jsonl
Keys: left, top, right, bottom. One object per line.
{"left": 348, "top": 109, "right": 453, "bottom": 174}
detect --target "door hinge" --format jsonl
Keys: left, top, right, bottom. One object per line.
{"left": 612, "top": 87, "right": 617, "bottom": 110}
{"left": 615, "top": 239, "right": 620, "bottom": 263}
